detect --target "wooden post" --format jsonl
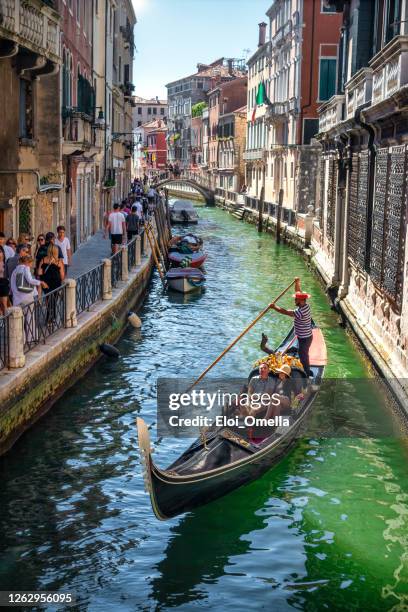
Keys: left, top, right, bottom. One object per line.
{"left": 276, "top": 188, "right": 284, "bottom": 244}
{"left": 258, "top": 186, "right": 265, "bottom": 233}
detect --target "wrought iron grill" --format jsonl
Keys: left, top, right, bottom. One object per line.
{"left": 22, "top": 286, "right": 66, "bottom": 353}
{"left": 111, "top": 250, "right": 123, "bottom": 287}
{"left": 76, "top": 264, "right": 103, "bottom": 315}
{"left": 326, "top": 158, "right": 337, "bottom": 243}
{"left": 383, "top": 145, "right": 407, "bottom": 307}
{"left": 0, "top": 312, "right": 9, "bottom": 370}
{"left": 318, "top": 156, "right": 325, "bottom": 225}
{"left": 128, "top": 237, "right": 137, "bottom": 270}
{"left": 348, "top": 151, "right": 369, "bottom": 270}
{"left": 370, "top": 147, "right": 389, "bottom": 286}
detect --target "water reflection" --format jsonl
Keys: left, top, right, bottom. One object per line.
{"left": 0, "top": 204, "right": 407, "bottom": 610}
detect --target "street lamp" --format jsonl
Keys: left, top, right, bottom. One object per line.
{"left": 94, "top": 106, "right": 105, "bottom": 126}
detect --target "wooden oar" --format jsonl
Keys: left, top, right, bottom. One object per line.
{"left": 187, "top": 279, "right": 295, "bottom": 391}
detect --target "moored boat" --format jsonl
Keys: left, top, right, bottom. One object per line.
{"left": 170, "top": 201, "right": 199, "bottom": 224}
{"left": 137, "top": 323, "right": 327, "bottom": 520}
{"left": 168, "top": 250, "right": 207, "bottom": 268}
{"left": 166, "top": 267, "right": 206, "bottom": 293}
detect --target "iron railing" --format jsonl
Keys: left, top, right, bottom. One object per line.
{"left": 76, "top": 263, "right": 104, "bottom": 316}
{"left": 128, "top": 237, "right": 137, "bottom": 269}
{"left": 140, "top": 229, "right": 145, "bottom": 255}
{"left": 22, "top": 286, "right": 66, "bottom": 354}
{"left": 111, "top": 250, "right": 123, "bottom": 287}
{"left": 0, "top": 312, "right": 9, "bottom": 371}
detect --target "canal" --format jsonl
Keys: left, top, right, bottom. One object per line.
{"left": 0, "top": 201, "right": 407, "bottom": 610}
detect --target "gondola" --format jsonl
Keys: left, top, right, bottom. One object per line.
{"left": 137, "top": 323, "right": 327, "bottom": 520}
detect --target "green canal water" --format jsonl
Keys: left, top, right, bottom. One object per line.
{"left": 0, "top": 203, "right": 407, "bottom": 610}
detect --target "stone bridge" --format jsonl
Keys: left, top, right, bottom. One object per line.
{"left": 153, "top": 171, "right": 215, "bottom": 205}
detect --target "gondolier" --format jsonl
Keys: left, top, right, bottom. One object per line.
{"left": 269, "top": 278, "right": 313, "bottom": 376}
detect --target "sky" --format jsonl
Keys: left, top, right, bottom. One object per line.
{"left": 132, "top": 0, "right": 268, "bottom": 100}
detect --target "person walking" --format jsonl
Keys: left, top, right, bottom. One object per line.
{"left": 6, "top": 243, "right": 30, "bottom": 282}
{"left": 268, "top": 277, "right": 313, "bottom": 376}
{"left": 108, "top": 203, "right": 126, "bottom": 254}
{"left": 0, "top": 244, "right": 9, "bottom": 315}
{"left": 55, "top": 226, "right": 72, "bottom": 276}
{"left": 126, "top": 205, "right": 140, "bottom": 241}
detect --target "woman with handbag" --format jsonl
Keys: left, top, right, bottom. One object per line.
{"left": 37, "top": 245, "right": 65, "bottom": 294}
{"left": 10, "top": 256, "right": 47, "bottom": 345}
{"left": 37, "top": 245, "right": 64, "bottom": 329}
{"left": 0, "top": 245, "right": 10, "bottom": 315}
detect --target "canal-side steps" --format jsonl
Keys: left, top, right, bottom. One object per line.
{"left": 0, "top": 204, "right": 172, "bottom": 456}
{"left": 231, "top": 205, "right": 246, "bottom": 220}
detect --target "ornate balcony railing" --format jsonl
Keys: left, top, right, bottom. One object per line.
{"left": 370, "top": 35, "right": 408, "bottom": 106}
{"left": 318, "top": 95, "right": 345, "bottom": 133}
{"left": 0, "top": 0, "right": 60, "bottom": 63}
{"left": 345, "top": 68, "right": 373, "bottom": 119}
{"left": 265, "top": 101, "right": 289, "bottom": 123}
{"left": 243, "top": 149, "right": 266, "bottom": 161}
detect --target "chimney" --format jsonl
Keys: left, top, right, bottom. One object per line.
{"left": 227, "top": 59, "right": 233, "bottom": 75}
{"left": 258, "top": 22, "right": 267, "bottom": 47}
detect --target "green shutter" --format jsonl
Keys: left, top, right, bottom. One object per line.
{"left": 319, "top": 59, "right": 336, "bottom": 101}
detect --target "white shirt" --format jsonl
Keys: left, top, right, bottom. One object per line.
{"left": 55, "top": 236, "right": 71, "bottom": 265}
{"left": 10, "top": 264, "right": 41, "bottom": 306}
{"left": 3, "top": 245, "right": 14, "bottom": 260}
{"left": 109, "top": 211, "right": 126, "bottom": 235}
{"left": 148, "top": 188, "right": 155, "bottom": 198}
{"left": 134, "top": 202, "right": 143, "bottom": 218}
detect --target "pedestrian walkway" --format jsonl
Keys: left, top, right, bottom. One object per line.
{"left": 69, "top": 230, "right": 111, "bottom": 279}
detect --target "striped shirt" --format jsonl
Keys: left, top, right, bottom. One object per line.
{"left": 294, "top": 303, "right": 312, "bottom": 339}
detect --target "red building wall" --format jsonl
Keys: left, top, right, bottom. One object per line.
{"left": 298, "top": 1, "right": 342, "bottom": 142}
{"left": 56, "top": 0, "right": 93, "bottom": 104}
{"left": 147, "top": 130, "right": 167, "bottom": 169}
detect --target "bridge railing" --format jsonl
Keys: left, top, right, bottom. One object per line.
{"left": 153, "top": 169, "right": 215, "bottom": 193}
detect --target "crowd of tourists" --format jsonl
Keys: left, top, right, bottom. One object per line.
{"left": 104, "top": 177, "right": 161, "bottom": 254}
{"left": 0, "top": 176, "right": 164, "bottom": 320}
{"left": 0, "top": 226, "right": 71, "bottom": 316}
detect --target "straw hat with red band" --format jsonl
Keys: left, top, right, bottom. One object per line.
{"left": 293, "top": 291, "right": 311, "bottom": 300}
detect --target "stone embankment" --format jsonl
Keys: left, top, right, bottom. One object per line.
{"left": 0, "top": 208, "right": 170, "bottom": 454}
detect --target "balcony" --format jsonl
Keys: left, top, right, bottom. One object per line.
{"left": 265, "top": 101, "right": 289, "bottom": 123}
{"left": 318, "top": 95, "right": 344, "bottom": 134}
{"left": 369, "top": 35, "right": 408, "bottom": 107}
{"left": 62, "top": 111, "right": 103, "bottom": 155}
{"left": 345, "top": 67, "right": 373, "bottom": 119}
{"left": 272, "top": 20, "right": 292, "bottom": 48}
{"left": 0, "top": 0, "right": 59, "bottom": 64}
{"left": 243, "top": 149, "right": 266, "bottom": 161}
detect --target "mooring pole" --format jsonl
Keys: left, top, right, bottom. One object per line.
{"left": 258, "top": 186, "right": 265, "bottom": 233}
{"left": 276, "top": 188, "right": 283, "bottom": 244}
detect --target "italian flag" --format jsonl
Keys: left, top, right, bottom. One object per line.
{"left": 251, "top": 81, "right": 271, "bottom": 124}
